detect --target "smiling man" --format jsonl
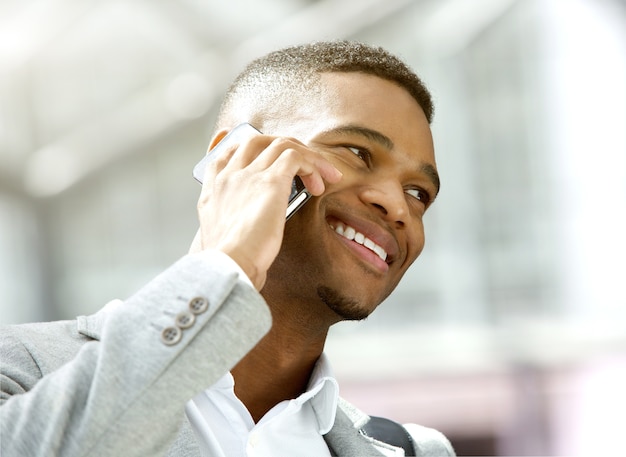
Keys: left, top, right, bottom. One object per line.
{"left": 1, "top": 41, "right": 454, "bottom": 456}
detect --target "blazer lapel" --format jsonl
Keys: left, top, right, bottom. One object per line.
{"left": 323, "top": 407, "right": 388, "bottom": 457}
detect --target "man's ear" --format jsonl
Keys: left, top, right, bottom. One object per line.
{"left": 206, "top": 129, "right": 229, "bottom": 152}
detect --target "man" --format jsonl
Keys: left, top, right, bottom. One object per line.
{"left": 0, "top": 41, "right": 454, "bottom": 456}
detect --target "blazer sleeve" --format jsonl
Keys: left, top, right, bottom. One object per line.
{"left": 0, "top": 250, "right": 272, "bottom": 457}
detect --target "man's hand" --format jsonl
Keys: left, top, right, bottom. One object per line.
{"left": 191, "top": 134, "right": 342, "bottom": 290}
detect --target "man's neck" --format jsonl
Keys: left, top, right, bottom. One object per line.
{"left": 231, "top": 315, "right": 329, "bottom": 423}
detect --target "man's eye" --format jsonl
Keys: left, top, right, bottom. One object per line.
{"left": 347, "top": 146, "right": 371, "bottom": 163}
{"left": 405, "top": 188, "right": 430, "bottom": 205}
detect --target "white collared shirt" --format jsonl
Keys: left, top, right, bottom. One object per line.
{"left": 185, "top": 354, "right": 339, "bottom": 457}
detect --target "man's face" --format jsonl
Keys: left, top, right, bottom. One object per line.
{"left": 263, "top": 72, "right": 438, "bottom": 322}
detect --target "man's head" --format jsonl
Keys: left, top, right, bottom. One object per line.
{"left": 216, "top": 40, "right": 434, "bottom": 132}
{"left": 211, "top": 41, "right": 438, "bottom": 324}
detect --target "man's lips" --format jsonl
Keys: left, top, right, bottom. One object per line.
{"left": 326, "top": 216, "right": 399, "bottom": 266}
{"left": 330, "top": 220, "right": 388, "bottom": 262}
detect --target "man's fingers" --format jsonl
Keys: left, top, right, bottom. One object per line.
{"left": 300, "top": 164, "right": 342, "bottom": 196}
{"left": 260, "top": 141, "right": 342, "bottom": 196}
{"left": 315, "top": 157, "right": 343, "bottom": 184}
{"left": 215, "top": 135, "right": 342, "bottom": 197}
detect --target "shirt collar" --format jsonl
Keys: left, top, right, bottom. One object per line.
{"left": 206, "top": 354, "right": 340, "bottom": 435}
{"left": 304, "top": 353, "right": 339, "bottom": 435}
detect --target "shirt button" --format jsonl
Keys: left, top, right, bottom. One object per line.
{"left": 188, "top": 296, "right": 209, "bottom": 315}
{"left": 160, "top": 326, "right": 182, "bottom": 345}
{"left": 175, "top": 311, "right": 196, "bottom": 329}
{"left": 249, "top": 432, "right": 260, "bottom": 448}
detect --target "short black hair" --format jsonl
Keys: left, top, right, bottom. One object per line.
{"left": 216, "top": 40, "right": 434, "bottom": 128}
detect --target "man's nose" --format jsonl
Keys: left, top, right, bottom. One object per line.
{"left": 359, "top": 179, "right": 409, "bottom": 227}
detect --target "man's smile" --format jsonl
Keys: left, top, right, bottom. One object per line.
{"left": 325, "top": 213, "right": 402, "bottom": 275}
{"left": 330, "top": 221, "right": 388, "bottom": 262}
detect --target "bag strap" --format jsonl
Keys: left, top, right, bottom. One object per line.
{"left": 361, "top": 416, "right": 415, "bottom": 456}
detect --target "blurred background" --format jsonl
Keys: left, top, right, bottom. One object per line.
{"left": 1, "top": 0, "right": 625, "bottom": 455}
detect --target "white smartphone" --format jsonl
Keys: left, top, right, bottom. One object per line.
{"left": 192, "top": 123, "right": 311, "bottom": 220}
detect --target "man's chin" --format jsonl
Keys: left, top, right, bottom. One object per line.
{"left": 317, "top": 285, "right": 373, "bottom": 321}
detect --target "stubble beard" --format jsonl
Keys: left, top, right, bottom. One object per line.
{"left": 317, "top": 285, "right": 372, "bottom": 321}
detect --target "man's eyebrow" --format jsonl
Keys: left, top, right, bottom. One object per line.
{"left": 323, "top": 125, "right": 395, "bottom": 151}
{"left": 421, "top": 163, "right": 441, "bottom": 197}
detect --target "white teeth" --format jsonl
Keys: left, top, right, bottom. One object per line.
{"left": 373, "top": 245, "right": 387, "bottom": 260}
{"left": 332, "top": 222, "right": 388, "bottom": 262}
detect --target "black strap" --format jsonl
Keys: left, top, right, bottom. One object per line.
{"left": 361, "top": 416, "right": 415, "bottom": 456}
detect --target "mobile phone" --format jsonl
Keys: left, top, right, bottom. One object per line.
{"left": 192, "top": 123, "right": 311, "bottom": 220}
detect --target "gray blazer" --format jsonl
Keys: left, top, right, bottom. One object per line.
{"left": 0, "top": 252, "right": 454, "bottom": 457}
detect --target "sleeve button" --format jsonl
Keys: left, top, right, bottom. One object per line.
{"left": 189, "top": 296, "right": 209, "bottom": 315}
{"left": 161, "top": 326, "right": 182, "bottom": 345}
{"left": 175, "top": 311, "right": 196, "bottom": 329}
